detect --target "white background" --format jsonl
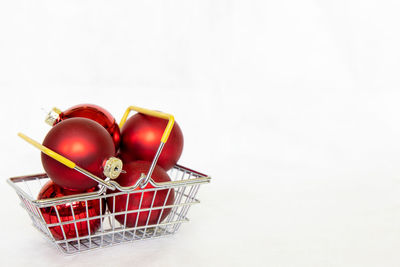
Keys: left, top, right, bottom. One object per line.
{"left": 1, "top": 1, "right": 400, "bottom": 266}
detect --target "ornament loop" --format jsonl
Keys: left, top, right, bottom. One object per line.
{"left": 45, "top": 107, "right": 62, "bottom": 126}
{"left": 103, "top": 157, "right": 123, "bottom": 180}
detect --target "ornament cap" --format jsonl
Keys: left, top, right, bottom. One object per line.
{"left": 103, "top": 157, "right": 123, "bottom": 180}
{"left": 45, "top": 107, "right": 62, "bottom": 126}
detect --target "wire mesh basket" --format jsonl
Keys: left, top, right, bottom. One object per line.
{"left": 8, "top": 105, "right": 211, "bottom": 254}
{"left": 8, "top": 165, "right": 210, "bottom": 254}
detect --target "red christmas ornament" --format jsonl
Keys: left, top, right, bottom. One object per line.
{"left": 107, "top": 161, "right": 175, "bottom": 228}
{"left": 46, "top": 104, "right": 120, "bottom": 150}
{"left": 119, "top": 113, "right": 184, "bottom": 171}
{"left": 41, "top": 118, "right": 117, "bottom": 191}
{"left": 38, "top": 180, "right": 105, "bottom": 240}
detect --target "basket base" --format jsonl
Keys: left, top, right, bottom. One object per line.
{"left": 50, "top": 226, "right": 179, "bottom": 255}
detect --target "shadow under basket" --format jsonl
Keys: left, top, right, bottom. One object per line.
{"left": 7, "top": 164, "right": 210, "bottom": 255}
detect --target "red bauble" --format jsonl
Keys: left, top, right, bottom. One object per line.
{"left": 52, "top": 104, "right": 120, "bottom": 150}
{"left": 119, "top": 113, "right": 184, "bottom": 171}
{"left": 107, "top": 161, "right": 175, "bottom": 228}
{"left": 41, "top": 118, "right": 116, "bottom": 191}
{"left": 38, "top": 180, "right": 105, "bottom": 240}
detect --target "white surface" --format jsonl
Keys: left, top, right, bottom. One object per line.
{"left": 1, "top": 1, "right": 400, "bottom": 266}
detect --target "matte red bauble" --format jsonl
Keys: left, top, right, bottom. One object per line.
{"left": 38, "top": 180, "right": 105, "bottom": 240}
{"left": 119, "top": 114, "right": 184, "bottom": 171}
{"left": 41, "top": 118, "right": 116, "bottom": 191}
{"left": 107, "top": 161, "right": 175, "bottom": 228}
{"left": 47, "top": 104, "right": 120, "bottom": 150}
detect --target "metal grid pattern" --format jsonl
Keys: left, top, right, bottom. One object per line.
{"left": 8, "top": 165, "right": 210, "bottom": 255}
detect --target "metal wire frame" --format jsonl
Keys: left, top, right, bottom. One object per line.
{"left": 8, "top": 165, "right": 210, "bottom": 255}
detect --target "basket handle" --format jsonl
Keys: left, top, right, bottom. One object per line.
{"left": 119, "top": 106, "right": 175, "bottom": 187}
{"left": 17, "top": 133, "right": 117, "bottom": 190}
{"left": 119, "top": 106, "right": 174, "bottom": 143}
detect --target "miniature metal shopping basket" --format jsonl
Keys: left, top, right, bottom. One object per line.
{"left": 7, "top": 106, "right": 211, "bottom": 254}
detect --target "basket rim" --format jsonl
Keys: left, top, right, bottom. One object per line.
{"left": 7, "top": 164, "right": 210, "bottom": 207}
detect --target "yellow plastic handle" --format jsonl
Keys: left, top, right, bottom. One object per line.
{"left": 119, "top": 106, "right": 175, "bottom": 144}
{"left": 18, "top": 133, "right": 76, "bottom": 169}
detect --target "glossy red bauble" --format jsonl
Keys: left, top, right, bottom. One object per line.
{"left": 38, "top": 180, "right": 105, "bottom": 240}
{"left": 53, "top": 104, "right": 120, "bottom": 150}
{"left": 107, "top": 161, "right": 175, "bottom": 228}
{"left": 41, "top": 118, "right": 116, "bottom": 191}
{"left": 119, "top": 113, "right": 184, "bottom": 171}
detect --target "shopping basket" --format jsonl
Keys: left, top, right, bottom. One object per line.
{"left": 7, "top": 105, "right": 211, "bottom": 255}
